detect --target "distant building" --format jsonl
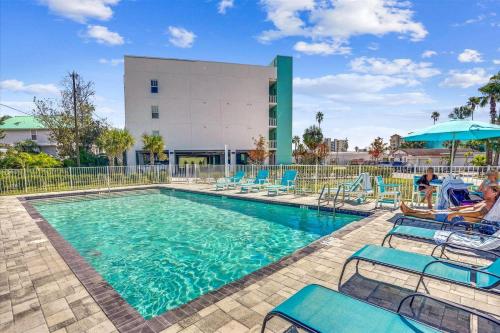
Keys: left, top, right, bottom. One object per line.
{"left": 124, "top": 55, "right": 293, "bottom": 166}
{"left": 324, "top": 138, "right": 348, "bottom": 152}
{"left": 390, "top": 134, "right": 402, "bottom": 151}
{"left": 391, "top": 148, "right": 480, "bottom": 166}
{"left": 0, "top": 116, "right": 57, "bottom": 155}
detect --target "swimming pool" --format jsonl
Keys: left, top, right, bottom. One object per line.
{"left": 32, "top": 189, "right": 363, "bottom": 319}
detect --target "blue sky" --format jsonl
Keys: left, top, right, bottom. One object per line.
{"left": 1, "top": 0, "right": 499, "bottom": 149}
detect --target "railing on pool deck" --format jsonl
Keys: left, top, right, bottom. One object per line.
{"left": 0, "top": 164, "right": 493, "bottom": 198}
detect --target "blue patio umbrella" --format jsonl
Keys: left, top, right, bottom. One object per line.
{"left": 403, "top": 120, "right": 500, "bottom": 166}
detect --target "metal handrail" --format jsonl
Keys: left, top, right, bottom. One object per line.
{"left": 317, "top": 184, "right": 331, "bottom": 212}
{"left": 332, "top": 184, "right": 345, "bottom": 216}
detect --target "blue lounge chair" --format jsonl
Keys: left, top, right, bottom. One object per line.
{"left": 240, "top": 170, "right": 269, "bottom": 193}
{"left": 214, "top": 171, "right": 245, "bottom": 190}
{"left": 320, "top": 173, "right": 372, "bottom": 204}
{"left": 382, "top": 224, "right": 500, "bottom": 251}
{"left": 339, "top": 245, "right": 500, "bottom": 295}
{"left": 261, "top": 284, "right": 499, "bottom": 332}
{"left": 266, "top": 170, "right": 297, "bottom": 196}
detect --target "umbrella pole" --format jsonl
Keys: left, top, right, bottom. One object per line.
{"left": 450, "top": 138, "right": 455, "bottom": 170}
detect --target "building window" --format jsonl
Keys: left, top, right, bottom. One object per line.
{"left": 152, "top": 130, "right": 160, "bottom": 136}
{"left": 30, "top": 130, "right": 37, "bottom": 141}
{"left": 151, "top": 105, "right": 159, "bottom": 119}
{"left": 150, "top": 80, "right": 158, "bottom": 93}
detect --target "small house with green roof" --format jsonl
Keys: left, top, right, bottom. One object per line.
{"left": 0, "top": 116, "right": 57, "bottom": 155}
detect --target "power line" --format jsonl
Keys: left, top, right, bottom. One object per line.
{"left": 0, "top": 103, "right": 32, "bottom": 116}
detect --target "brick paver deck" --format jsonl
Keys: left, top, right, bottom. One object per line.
{"left": 0, "top": 184, "right": 498, "bottom": 333}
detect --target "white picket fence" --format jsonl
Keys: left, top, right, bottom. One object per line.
{"left": 0, "top": 164, "right": 494, "bottom": 198}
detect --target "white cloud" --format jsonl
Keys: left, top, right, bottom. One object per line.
{"left": 293, "top": 40, "right": 350, "bottom": 55}
{"left": 457, "top": 49, "right": 483, "bottom": 63}
{"left": 0, "top": 79, "right": 58, "bottom": 95}
{"left": 167, "top": 26, "right": 196, "bottom": 48}
{"left": 39, "top": 0, "right": 120, "bottom": 23}
{"left": 349, "top": 57, "right": 440, "bottom": 79}
{"left": 218, "top": 0, "right": 234, "bottom": 14}
{"left": 493, "top": 59, "right": 500, "bottom": 65}
{"left": 99, "top": 58, "right": 124, "bottom": 66}
{"left": 85, "top": 25, "right": 124, "bottom": 45}
{"left": 258, "top": 0, "right": 427, "bottom": 53}
{"left": 421, "top": 50, "right": 437, "bottom": 58}
{"left": 440, "top": 68, "right": 490, "bottom": 88}
{"left": 367, "top": 42, "right": 379, "bottom": 51}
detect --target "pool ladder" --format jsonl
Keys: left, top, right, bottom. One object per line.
{"left": 318, "top": 184, "right": 345, "bottom": 216}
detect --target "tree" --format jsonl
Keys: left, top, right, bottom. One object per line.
{"left": 14, "top": 140, "right": 40, "bottom": 154}
{"left": 463, "top": 151, "right": 473, "bottom": 165}
{"left": 368, "top": 137, "right": 387, "bottom": 161}
{"left": 430, "top": 111, "right": 440, "bottom": 124}
{"left": 400, "top": 141, "right": 425, "bottom": 149}
{"left": 315, "top": 111, "right": 324, "bottom": 129}
{"left": 33, "top": 72, "right": 108, "bottom": 164}
{"left": 467, "top": 96, "right": 481, "bottom": 120}
{"left": 292, "top": 135, "right": 301, "bottom": 163}
{"left": 0, "top": 115, "right": 10, "bottom": 140}
{"left": 471, "top": 154, "right": 487, "bottom": 166}
{"left": 448, "top": 106, "right": 472, "bottom": 120}
{"left": 303, "top": 125, "right": 324, "bottom": 164}
{"left": 0, "top": 148, "right": 61, "bottom": 169}
{"left": 142, "top": 134, "right": 166, "bottom": 165}
{"left": 479, "top": 71, "right": 500, "bottom": 164}
{"left": 463, "top": 139, "right": 485, "bottom": 152}
{"left": 97, "top": 128, "right": 135, "bottom": 166}
{"left": 294, "top": 143, "right": 307, "bottom": 164}
{"left": 248, "top": 135, "right": 269, "bottom": 164}
{"left": 316, "top": 142, "right": 329, "bottom": 164}
{"left": 443, "top": 140, "right": 461, "bottom": 164}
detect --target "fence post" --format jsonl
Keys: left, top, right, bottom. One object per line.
{"left": 315, "top": 164, "right": 318, "bottom": 193}
{"left": 106, "top": 166, "right": 110, "bottom": 189}
{"left": 23, "top": 168, "right": 28, "bottom": 193}
{"left": 69, "top": 167, "right": 73, "bottom": 189}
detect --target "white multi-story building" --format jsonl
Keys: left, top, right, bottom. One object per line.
{"left": 124, "top": 55, "right": 292, "bottom": 166}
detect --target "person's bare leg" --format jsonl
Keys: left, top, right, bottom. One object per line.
{"left": 400, "top": 201, "right": 436, "bottom": 219}
{"left": 426, "top": 189, "right": 433, "bottom": 209}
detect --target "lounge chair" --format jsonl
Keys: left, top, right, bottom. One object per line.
{"left": 266, "top": 170, "right": 297, "bottom": 196}
{"left": 320, "top": 173, "right": 372, "bottom": 204}
{"left": 214, "top": 171, "right": 245, "bottom": 190}
{"left": 339, "top": 244, "right": 500, "bottom": 294}
{"left": 240, "top": 170, "right": 269, "bottom": 193}
{"left": 411, "top": 175, "right": 437, "bottom": 207}
{"left": 261, "top": 284, "right": 499, "bottom": 333}
{"left": 375, "top": 175, "right": 401, "bottom": 209}
{"left": 382, "top": 224, "right": 500, "bottom": 251}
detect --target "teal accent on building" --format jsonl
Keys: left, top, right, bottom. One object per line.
{"left": 273, "top": 55, "right": 293, "bottom": 164}
{"left": 425, "top": 141, "right": 445, "bottom": 148}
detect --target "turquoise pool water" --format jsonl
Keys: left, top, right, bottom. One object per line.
{"left": 33, "top": 189, "right": 362, "bottom": 319}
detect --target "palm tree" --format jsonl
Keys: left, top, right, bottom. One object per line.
{"left": 448, "top": 106, "right": 472, "bottom": 120}
{"left": 315, "top": 111, "right": 324, "bottom": 129}
{"left": 292, "top": 135, "right": 300, "bottom": 151}
{"left": 479, "top": 71, "right": 500, "bottom": 164}
{"left": 97, "top": 128, "right": 135, "bottom": 166}
{"left": 142, "top": 133, "right": 167, "bottom": 165}
{"left": 467, "top": 96, "right": 481, "bottom": 120}
{"left": 430, "top": 111, "right": 440, "bottom": 124}
{"left": 303, "top": 125, "right": 323, "bottom": 164}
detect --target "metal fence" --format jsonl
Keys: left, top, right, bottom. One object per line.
{"left": 0, "top": 164, "right": 494, "bottom": 198}
{"left": 0, "top": 166, "right": 170, "bottom": 196}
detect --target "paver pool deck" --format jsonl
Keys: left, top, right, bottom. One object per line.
{"left": 0, "top": 183, "right": 498, "bottom": 333}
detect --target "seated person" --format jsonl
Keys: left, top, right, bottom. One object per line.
{"left": 400, "top": 186, "right": 499, "bottom": 223}
{"left": 479, "top": 170, "right": 498, "bottom": 195}
{"left": 416, "top": 167, "right": 438, "bottom": 209}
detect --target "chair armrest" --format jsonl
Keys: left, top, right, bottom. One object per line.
{"left": 432, "top": 241, "right": 500, "bottom": 259}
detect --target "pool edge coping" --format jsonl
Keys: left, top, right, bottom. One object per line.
{"left": 19, "top": 186, "right": 383, "bottom": 333}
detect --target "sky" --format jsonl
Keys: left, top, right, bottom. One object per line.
{"left": 1, "top": 0, "right": 499, "bottom": 149}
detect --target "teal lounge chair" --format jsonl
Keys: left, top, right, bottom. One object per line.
{"left": 339, "top": 245, "right": 500, "bottom": 295}
{"left": 261, "top": 284, "right": 499, "bottom": 333}
{"left": 382, "top": 224, "right": 500, "bottom": 251}
{"left": 320, "top": 173, "right": 372, "bottom": 204}
{"left": 240, "top": 170, "right": 269, "bottom": 193}
{"left": 266, "top": 170, "right": 297, "bottom": 196}
{"left": 214, "top": 171, "right": 245, "bottom": 190}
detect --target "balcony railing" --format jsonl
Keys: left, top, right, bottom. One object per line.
{"left": 269, "top": 140, "right": 277, "bottom": 149}
{"left": 269, "top": 118, "right": 277, "bottom": 127}
{"left": 269, "top": 95, "right": 277, "bottom": 104}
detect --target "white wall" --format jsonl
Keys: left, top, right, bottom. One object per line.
{"left": 0, "top": 129, "right": 57, "bottom": 155}
{"left": 125, "top": 56, "right": 276, "bottom": 165}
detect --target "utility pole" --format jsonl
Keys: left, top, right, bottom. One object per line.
{"left": 71, "top": 71, "right": 81, "bottom": 167}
